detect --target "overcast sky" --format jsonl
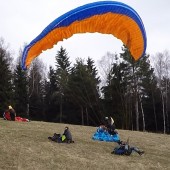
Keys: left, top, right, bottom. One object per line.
{"left": 1, "top": 0, "right": 170, "bottom": 68}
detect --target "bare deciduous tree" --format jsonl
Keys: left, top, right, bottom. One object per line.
{"left": 154, "top": 50, "right": 170, "bottom": 133}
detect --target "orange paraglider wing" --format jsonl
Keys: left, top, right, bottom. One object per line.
{"left": 22, "top": 1, "right": 147, "bottom": 70}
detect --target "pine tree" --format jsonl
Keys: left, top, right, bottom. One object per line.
{"left": 119, "top": 46, "right": 156, "bottom": 131}
{"left": 55, "top": 46, "right": 71, "bottom": 122}
{"left": 0, "top": 38, "right": 13, "bottom": 113}
{"left": 101, "top": 55, "right": 130, "bottom": 129}
{"left": 28, "top": 58, "right": 46, "bottom": 120}
{"left": 43, "top": 66, "right": 59, "bottom": 121}
{"left": 102, "top": 45, "right": 156, "bottom": 131}
{"left": 86, "top": 57, "right": 101, "bottom": 124}
{"left": 13, "top": 56, "right": 28, "bottom": 117}
{"left": 68, "top": 59, "right": 89, "bottom": 125}
{"left": 68, "top": 58, "right": 101, "bottom": 125}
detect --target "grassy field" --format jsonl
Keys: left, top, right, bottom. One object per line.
{"left": 0, "top": 118, "right": 170, "bottom": 170}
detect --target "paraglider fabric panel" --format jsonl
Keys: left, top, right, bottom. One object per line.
{"left": 22, "top": 1, "right": 147, "bottom": 70}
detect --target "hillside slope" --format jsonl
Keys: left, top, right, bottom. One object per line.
{"left": 0, "top": 118, "right": 170, "bottom": 170}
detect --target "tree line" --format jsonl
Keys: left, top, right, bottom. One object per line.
{"left": 0, "top": 38, "right": 170, "bottom": 134}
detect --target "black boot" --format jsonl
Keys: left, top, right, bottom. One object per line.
{"left": 138, "top": 150, "right": 144, "bottom": 156}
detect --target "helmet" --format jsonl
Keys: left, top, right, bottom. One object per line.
{"left": 8, "top": 105, "right": 13, "bottom": 110}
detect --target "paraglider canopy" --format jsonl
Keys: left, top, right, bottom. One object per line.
{"left": 22, "top": 1, "right": 147, "bottom": 70}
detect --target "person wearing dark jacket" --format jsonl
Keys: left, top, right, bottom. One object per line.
{"left": 48, "top": 127, "right": 74, "bottom": 143}
{"left": 8, "top": 105, "right": 16, "bottom": 121}
{"left": 104, "top": 116, "right": 118, "bottom": 135}
{"left": 62, "top": 127, "right": 74, "bottom": 143}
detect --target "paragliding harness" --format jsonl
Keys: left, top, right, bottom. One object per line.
{"left": 48, "top": 133, "right": 61, "bottom": 142}
{"left": 112, "top": 138, "right": 132, "bottom": 155}
{"left": 3, "top": 111, "right": 11, "bottom": 120}
{"left": 48, "top": 133, "right": 74, "bottom": 144}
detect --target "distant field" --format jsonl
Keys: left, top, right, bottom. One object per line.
{"left": 0, "top": 118, "right": 170, "bottom": 170}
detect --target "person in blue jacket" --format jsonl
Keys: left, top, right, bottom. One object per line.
{"left": 111, "top": 140, "right": 144, "bottom": 156}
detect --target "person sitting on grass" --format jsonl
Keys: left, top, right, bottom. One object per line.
{"left": 111, "top": 139, "right": 144, "bottom": 156}
{"left": 100, "top": 116, "right": 118, "bottom": 135}
{"left": 8, "top": 105, "right": 16, "bottom": 121}
{"left": 48, "top": 127, "right": 74, "bottom": 143}
{"left": 3, "top": 110, "right": 11, "bottom": 120}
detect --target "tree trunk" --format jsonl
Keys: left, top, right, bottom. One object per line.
{"left": 81, "top": 106, "right": 84, "bottom": 125}
{"left": 26, "top": 103, "right": 29, "bottom": 119}
{"left": 129, "top": 94, "right": 133, "bottom": 130}
{"left": 139, "top": 95, "right": 145, "bottom": 131}
{"left": 135, "top": 98, "right": 139, "bottom": 131}
{"left": 165, "top": 80, "right": 169, "bottom": 133}
{"left": 130, "top": 109, "right": 133, "bottom": 131}
{"left": 60, "top": 94, "right": 63, "bottom": 123}
{"left": 86, "top": 107, "right": 89, "bottom": 125}
{"left": 151, "top": 89, "right": 157, "bottom": 131}
{"left": 161, "top": 90, "right": 166, "bottom": 134}
{"left": 132, "top": 59, "right": 139, "bottom": 131}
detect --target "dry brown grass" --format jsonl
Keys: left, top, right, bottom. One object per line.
{"left": 0, "top": 118, "right": 170, "bottom": 170}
